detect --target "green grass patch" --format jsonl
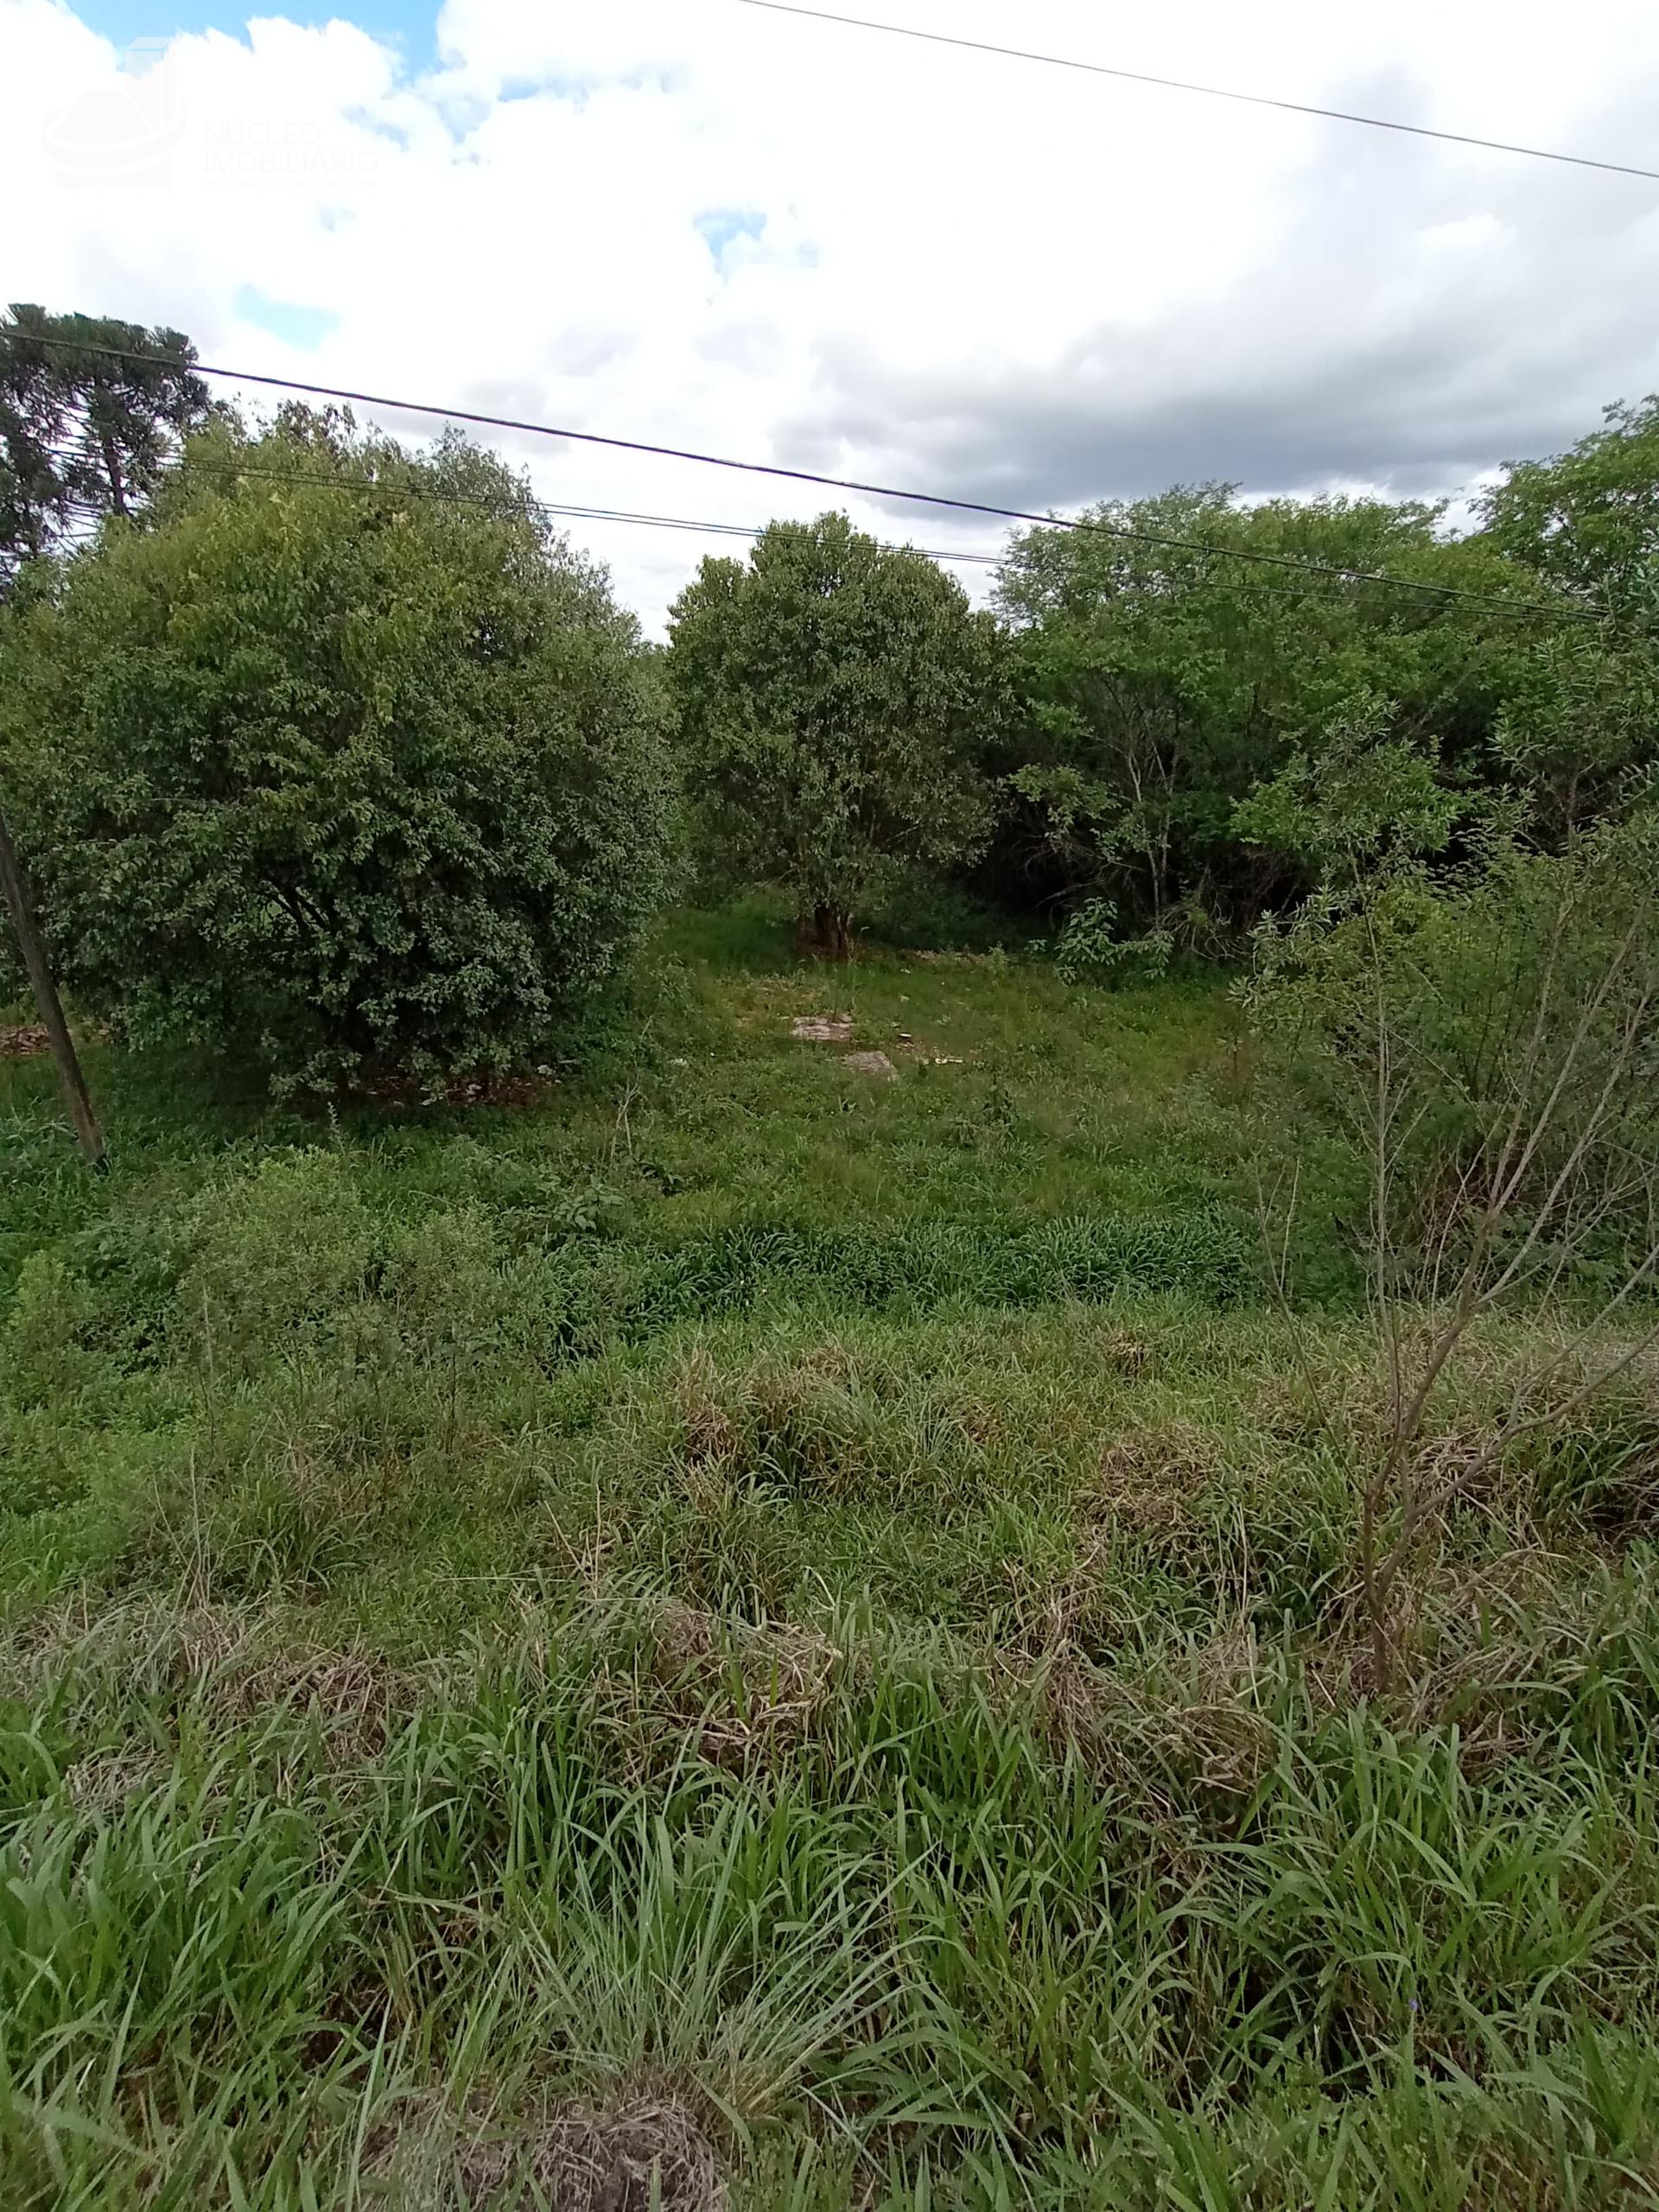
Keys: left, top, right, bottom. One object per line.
{"left": 1, "top": 904, "right": 1656, "bottom": 2204}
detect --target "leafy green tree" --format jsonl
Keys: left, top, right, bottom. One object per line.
{"left": 1482, "top": 397, "right": 1659, "bottom": 621}
{"left": 1478, "top": 401, "right": 1659, "bottom": 832}
{"left": 1231, "top": 696, "right": 1465, "bottom": 887}
{"left": 667, "top": 512, "right": 1005, "bottom": 957}
{"left": 994, "top": 488, "right": 1545, "bottom": 943}
{"left": 0, "top": 416, "right": 671, "bottom": 1090}
{"left": 0, "top": 305, "right": 211, "bottom": 586}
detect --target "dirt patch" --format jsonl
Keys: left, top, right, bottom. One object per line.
{"left": 0, "top": 1023, "right": 49, "bottom": 1059}
{"left": 841, "top": 1050, "right": 898, "bottom": 1081}
{"left": 790, "top": 1014, "right": 853, "bottom": 1043}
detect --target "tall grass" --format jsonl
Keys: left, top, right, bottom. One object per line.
{"left": 3, "top": 906, "right": 1657, "bottom": 2204}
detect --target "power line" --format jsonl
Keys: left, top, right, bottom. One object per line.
{"left": 20, "top": 336, "right": 1591, "bottom": 622}
{"left": 82, "top": 448, "right": 1466, "bottom": 613}
{"left": 41, "top": 444, "right": 1002, "bottom": 566}
{"left": 48, "top": 457, "right": 1523, "bottom": 622}
{"left": 733, "top": 0, "right": 1659, "bottom": 184}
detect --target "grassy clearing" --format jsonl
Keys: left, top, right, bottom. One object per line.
{"left": 3, "top": 901, "right": 1658, "bottom": 2207}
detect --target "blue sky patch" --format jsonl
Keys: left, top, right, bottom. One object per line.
{"left": 695, "top": 208, "right": 766, "bottom": 270}
{"left": 73, "top": 0, "right": 435, "bottom": 67}
{"left": 232, "top": 284, "right": 340, "bottom": 348}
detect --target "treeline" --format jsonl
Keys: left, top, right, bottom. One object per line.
{"left": 2, "top": 302, "right": 1656, "bottom": 1089}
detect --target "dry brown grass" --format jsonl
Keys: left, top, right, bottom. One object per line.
{"left": 649, "top": 1600, "right": 842, "bottom": 1763}
{"left": 663, "top": 1344, "right": 882, "bottom": 1504}
{"left": 5, "top": 1595, "right": 416, "bottom": 1762}
{"left": 61, "top": 1745, "right": 171, "bottom": 1814}
{"left": 1092, "top": 1422, "right": 1219, "bottom": 1535}
{"left": 1032, "top": 1615, "right": 1278, "bottom": 1802}
{"left": 379, "top": 2088, "right": 723, "bottom": 2212}
{"left": 1299, "top": 1546, "right": 1614, "bottom": 1770}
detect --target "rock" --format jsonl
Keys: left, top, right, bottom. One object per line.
{"left": 791, "top": 1014, "right": 854, "bottom": 1042}
{"left": 842, "top": 1050, "right": 899, "bottom": 1081}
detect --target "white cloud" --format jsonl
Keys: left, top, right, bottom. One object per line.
{"left": 4, "top": 0, "right": 1659, "bottom": 628}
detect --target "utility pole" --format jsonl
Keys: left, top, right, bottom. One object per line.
{"left": 0, "top": 802, "right": 105, "bottom": 1166}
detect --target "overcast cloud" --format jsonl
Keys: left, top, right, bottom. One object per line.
{"left": 4, "top": 0, "right": 1659, "bottom": 627}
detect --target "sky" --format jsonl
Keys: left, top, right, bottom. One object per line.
{"left": 5, "top": 0, "right": 1659, "bottom": 632}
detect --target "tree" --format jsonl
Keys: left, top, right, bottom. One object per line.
{"left": 1481, "top": 396, "right": 1659, "bottom": 622}
{"left": 667, "top": 512, "right": 1005, "bottom": 957}
{"left": 992, "top": 488, "right": 1547, "bottom": 946}
{"left": 0, "top": 416, "right": 671, "bottom": 1090}
{"left": 1478, "top": 400, "right": 1659, "bottom": 835}
{"left": 0, "top": 305, "right": 211, "bottom": 587}
{"left": 1000, "top": 488, "right": 1557, "bottom": 946}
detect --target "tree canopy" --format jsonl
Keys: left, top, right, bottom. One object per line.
{"left": 987, "top": 473, "right": 1643, "bottom": 955}
{"left": 667, "top": 512, "right": 1007, "bottom": 956}
{"left": 0, "top": 413, "right": 671, "bottom": 1088}
{"left": 0, "top": 305, "right": 211, "bottom": 588}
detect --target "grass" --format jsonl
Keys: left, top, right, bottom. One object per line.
{"left": 3, "top": 897, "right": 1658, "bottom": 2207}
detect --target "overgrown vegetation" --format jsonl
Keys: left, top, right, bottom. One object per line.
{"left": 4, "top": 315, "right": 1659, "bottom": 2204}
{"left": 3, "top": 901, "right": 1659, "bottom": 2207}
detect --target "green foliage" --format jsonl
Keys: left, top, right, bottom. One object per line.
{"left": 620, "top": 1210, "right": 1244, "bottom": 1332}
{"left": 0, "top": 416, "right": 671, "bottom": 1090}
{"left": 1475, "top": 402, "right": 1659, "bottom": 836}
{"left": 1245, "top": 819, "right": 1659, "bottom": 1287}
{"left": 1483, "top": 394, "right": 1659, "bottom": 621}
{"left": 991, "top": 486, "right": 1546, "bottom": 931}
{"left": 4, "top": 909, "right": 1659, "bottom": 2202}
{"left": 1232, "top": 696, "right": 1466, "bottom": 877}
{"left": 0, "top": 303, "right": 211, "bottom": 586}
{"left": 1054, "top": 895, "right": 1177, "bottom": 982}
{"left": 668, "top": 513, "right": 1006, "bottom": 950}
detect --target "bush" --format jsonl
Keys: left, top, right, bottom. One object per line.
{"left": 1244, "top": 822, "right": 1659, "bottom": 1265}
{"left": 0, "top": 420, "right": 671, "bottom": 1090}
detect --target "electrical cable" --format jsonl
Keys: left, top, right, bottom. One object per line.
{"left": 16, "top": 335, "right": 1593, "bottom": 622}
{"left": 732, "top": 0, "right": 1659, "bottom": 183}
{"left": 43, "top": 454, "right": 1530, "bottom": 620}
{"left": 35, "top": 443, "right": 1004, "bottom": 566}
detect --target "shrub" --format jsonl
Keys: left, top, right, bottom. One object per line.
{"left": 0, "top": 419, "right": 671, "bottom": 1089}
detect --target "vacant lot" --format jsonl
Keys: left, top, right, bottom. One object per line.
{"left": 3, "top": 905, "right": 1657, "bottom": 2209}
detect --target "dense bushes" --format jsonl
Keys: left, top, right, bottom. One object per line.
{"left": 987, "top": 488, "right": 1554, "bottom": 943}
{"left": 0, "top": 416, "right": 671, "bottom": 1089}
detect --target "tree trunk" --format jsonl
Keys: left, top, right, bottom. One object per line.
{"left": 796, "top": 905, "right": 854, "bottom": 961}
{"left": 0, "top": 803, "right": 105, "bottom": 1166}
{"left": 99, "top": 430, "right": 128, "bottom": 518}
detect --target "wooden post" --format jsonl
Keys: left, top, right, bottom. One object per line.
{"left": 0, "top": 802, "right": 105, "bottom": 1166}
